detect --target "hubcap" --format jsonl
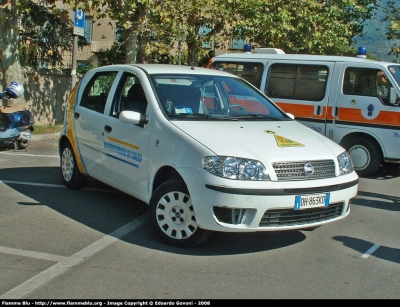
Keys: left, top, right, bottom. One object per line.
{"left": 156, "top": 191, "right": 198, "bottom": 240}
{"left": 61, "top": 148, "right": 74, "bottom": 181}
{"left": 349, "top": 145, "right": 370, "bottom": 170}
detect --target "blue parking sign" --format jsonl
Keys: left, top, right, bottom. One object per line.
{"left": 73, "top": 9, "right": 85, "bottom": 36}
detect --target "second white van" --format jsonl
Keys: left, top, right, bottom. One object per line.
{"left": 210, "top": 50, "right": 400, "bottom": 177}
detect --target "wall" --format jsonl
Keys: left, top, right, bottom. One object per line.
{"left": 22, "top": 68, "right": 73, "bottom": 126}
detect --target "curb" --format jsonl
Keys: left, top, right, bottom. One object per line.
{"left": 31, "top": 133, "right": 60, "bottom": 141}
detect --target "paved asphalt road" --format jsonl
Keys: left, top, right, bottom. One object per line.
{"left": 0, "top": 135, "right": 399, "bottom": 300}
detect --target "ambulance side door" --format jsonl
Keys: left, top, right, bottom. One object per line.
{"left": 331, "top": 62, "right": 398, "bottom": 153}
{"left": 264, "top": 60, "right": 335, "bottom": 136}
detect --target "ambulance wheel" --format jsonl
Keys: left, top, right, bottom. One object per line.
{"left": 149, "top": 180, "right": 213, "bottom": 248}
{"left": 345, "top": 137, "right": 381, "bottom": 177}
{"left": 60, "top": 141, "right": 86, "bottom": 189}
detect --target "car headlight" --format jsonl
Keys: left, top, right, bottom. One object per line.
{"left": 203, "top": 156, "right": 270, "bottom": 180}
{"left": 337, "top": 151, "right": 354, "bottom": 175}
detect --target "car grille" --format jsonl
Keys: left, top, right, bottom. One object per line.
{"left": 259, "top": 202, "right": 344, "bottom": 227}
{"left": 272, "top": 159, "right": 336, "bottom": 180}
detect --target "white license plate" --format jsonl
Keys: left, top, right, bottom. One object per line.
{"left": 294, "top": 193, "right": 330, "bottom": 210}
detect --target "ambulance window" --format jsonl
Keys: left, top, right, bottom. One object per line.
{"left": 343, "top": 67, "right": 393, "bottom": 99}
{"left": 266, "top": 64, "right": 327, "bottom": 101}
{"left": 209, "top": 61, "right": 264, "bottom": 88}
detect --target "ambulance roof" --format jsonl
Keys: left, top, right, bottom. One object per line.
{"left": 212, "top": 53, "right": 393, "bottom": 65}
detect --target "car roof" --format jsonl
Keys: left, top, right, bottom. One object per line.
{"left": 96, "top": 63, "right": 239, "bottom": 77}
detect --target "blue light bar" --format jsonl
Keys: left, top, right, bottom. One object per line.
{"left": 243, "top": 44, "right": 251, "bottom": 53}
{"left": 357, "top": 46, "right": 366, "bottom": 58}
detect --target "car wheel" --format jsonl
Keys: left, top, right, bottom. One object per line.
{"left": 60, "top": 141, "right": 86, "bottom": 189}
{"left": 149, "top": 180, "right": 213, "bottom": 248}
{"left": 345, "top": 137, "right": 381, "bottom": 177}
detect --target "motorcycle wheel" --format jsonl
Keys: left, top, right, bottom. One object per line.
{"left": 17, "top": 131, "right": 32, "bottom": 149}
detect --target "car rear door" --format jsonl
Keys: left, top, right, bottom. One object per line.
{"left": 73, "top": 70, "right": 119, "bottom": 177}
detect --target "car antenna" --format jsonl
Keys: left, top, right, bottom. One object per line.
{"left": 188, "top": 56, "right": 195, "bottom": 70}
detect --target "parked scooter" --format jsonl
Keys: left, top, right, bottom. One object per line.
{"left": 0, "top": 82, "right": 34, "bottom": 150}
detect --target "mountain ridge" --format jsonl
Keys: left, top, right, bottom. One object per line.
{"left": 353, "top": 1, "right": 399, "bottom": 62}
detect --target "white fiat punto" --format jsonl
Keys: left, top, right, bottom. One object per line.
{"left": 59, "top": 64, "right": 358, "bottom": 248}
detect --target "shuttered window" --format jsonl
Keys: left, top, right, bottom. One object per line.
{"left": 84, "top": 21, "right": 92, "bottom": 43}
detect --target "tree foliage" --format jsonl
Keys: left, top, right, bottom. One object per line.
{"left": 0, "top": 0, "right": 398, "bottom": 88}
{"left": 226, "top": 0, "right": 378, "bottom": 55}
{"left": 382, "top": 0, "right": 400, "bottom": 59}
{"left": 68, "top": 0, "right": 234, "bottom": 66}
{"left": 0, "top": 0, "right": 89, "bottom": 87}
{"left": 0, "top": 0, "right": 31, "bottom": 87}
{"left": 19, "top": 1, "right": 89, "bottom": 68}
{"left": 82, "top": 0, "right": 380, "bottom": 64}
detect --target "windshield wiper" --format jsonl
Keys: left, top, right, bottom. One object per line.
{"left": 169, "top": 113, "right": 214, "bottom": 119}
{"left": 220, "top": 114, "right": 283, "bottom": 121}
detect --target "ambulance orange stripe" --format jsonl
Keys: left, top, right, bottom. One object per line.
{"left": 276, "top": 102, "right": 400, "bottom": 126}
{"left": 275, "top": 102, "right": 327, "bottom": 118}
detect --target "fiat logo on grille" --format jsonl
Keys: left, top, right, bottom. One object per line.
{"left": 304, "top": 162, "right": 314, "bottom": 176}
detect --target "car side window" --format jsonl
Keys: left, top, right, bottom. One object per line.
{"left": 80, "top": 71, "right": 118, "bottom": 113}
{"left": 110, "top": 73, "right": 148, "bottom": 126}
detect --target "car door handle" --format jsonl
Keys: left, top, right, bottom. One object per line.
{"left": 104, "top": 125, "right": 112, "bottom": 133}
{"left": 74, "top": 112, "right": 80, "bottom": 119}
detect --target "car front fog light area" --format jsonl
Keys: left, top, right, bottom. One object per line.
{"left": 213, "top": 207, "right": 256, "bottom": 225}
{"left": 203, "top": 156, "right": 270, "bottom": 180}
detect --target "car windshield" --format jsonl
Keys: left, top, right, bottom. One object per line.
{"left": 151, "top": 74, "right": 289, "bottom": 121}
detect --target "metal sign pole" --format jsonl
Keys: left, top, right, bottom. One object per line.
{"left": 71, "top": 9, "right": 85, "bottom": 91}
{"left": 71, "top": 35, "right": 78, "bottom": 91}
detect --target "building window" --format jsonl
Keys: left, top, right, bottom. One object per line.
{"left": 84, "top": 21, "right": 92, "bottom": 43}
{"left": 199, "top": 26, "right": 211, "bottom": 48}
{"left": 231, "top": 39, "right": 246, "bottom": 50}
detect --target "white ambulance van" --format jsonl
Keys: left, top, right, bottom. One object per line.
{"left": 209, "top": 48, "right": 400, "bottom": 177}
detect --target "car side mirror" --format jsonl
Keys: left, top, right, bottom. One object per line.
{"left": 119, "top": 110, "right": 149, "bottom": 126}
{"left": 388, "top": 87, "right": 399, "bottom": 105}
{"left": 286, "top": 113, "right": 295, "bottom": 120}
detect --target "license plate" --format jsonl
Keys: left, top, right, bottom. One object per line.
{"left": 294, "top": 193, "right": 330, "bottom": 210}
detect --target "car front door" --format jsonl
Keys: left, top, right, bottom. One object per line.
{"left": 99, "top": 71, "right": 152, "bottom": 201}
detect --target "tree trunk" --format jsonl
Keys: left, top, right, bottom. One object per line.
{"left": 0, "top": 2, "right": 23, "bottom": 91}
{"left": 125, "top": 32, "right": 138, "bottom": 64}
{"left": 187, "top": 40, "right": 199, "bottom": 67}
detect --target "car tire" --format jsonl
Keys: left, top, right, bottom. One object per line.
{"left": 345, "top": 137, "right": 381, "bottom": 177}
{"left": 149, "top": 180, "right": 213, "bottom": 248}
{"left": 60, "top": 141, "right": 86, "bottom": 189}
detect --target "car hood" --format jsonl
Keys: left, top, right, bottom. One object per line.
{"left": 173, "top": 120, "right": 343, "bottom": 163}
